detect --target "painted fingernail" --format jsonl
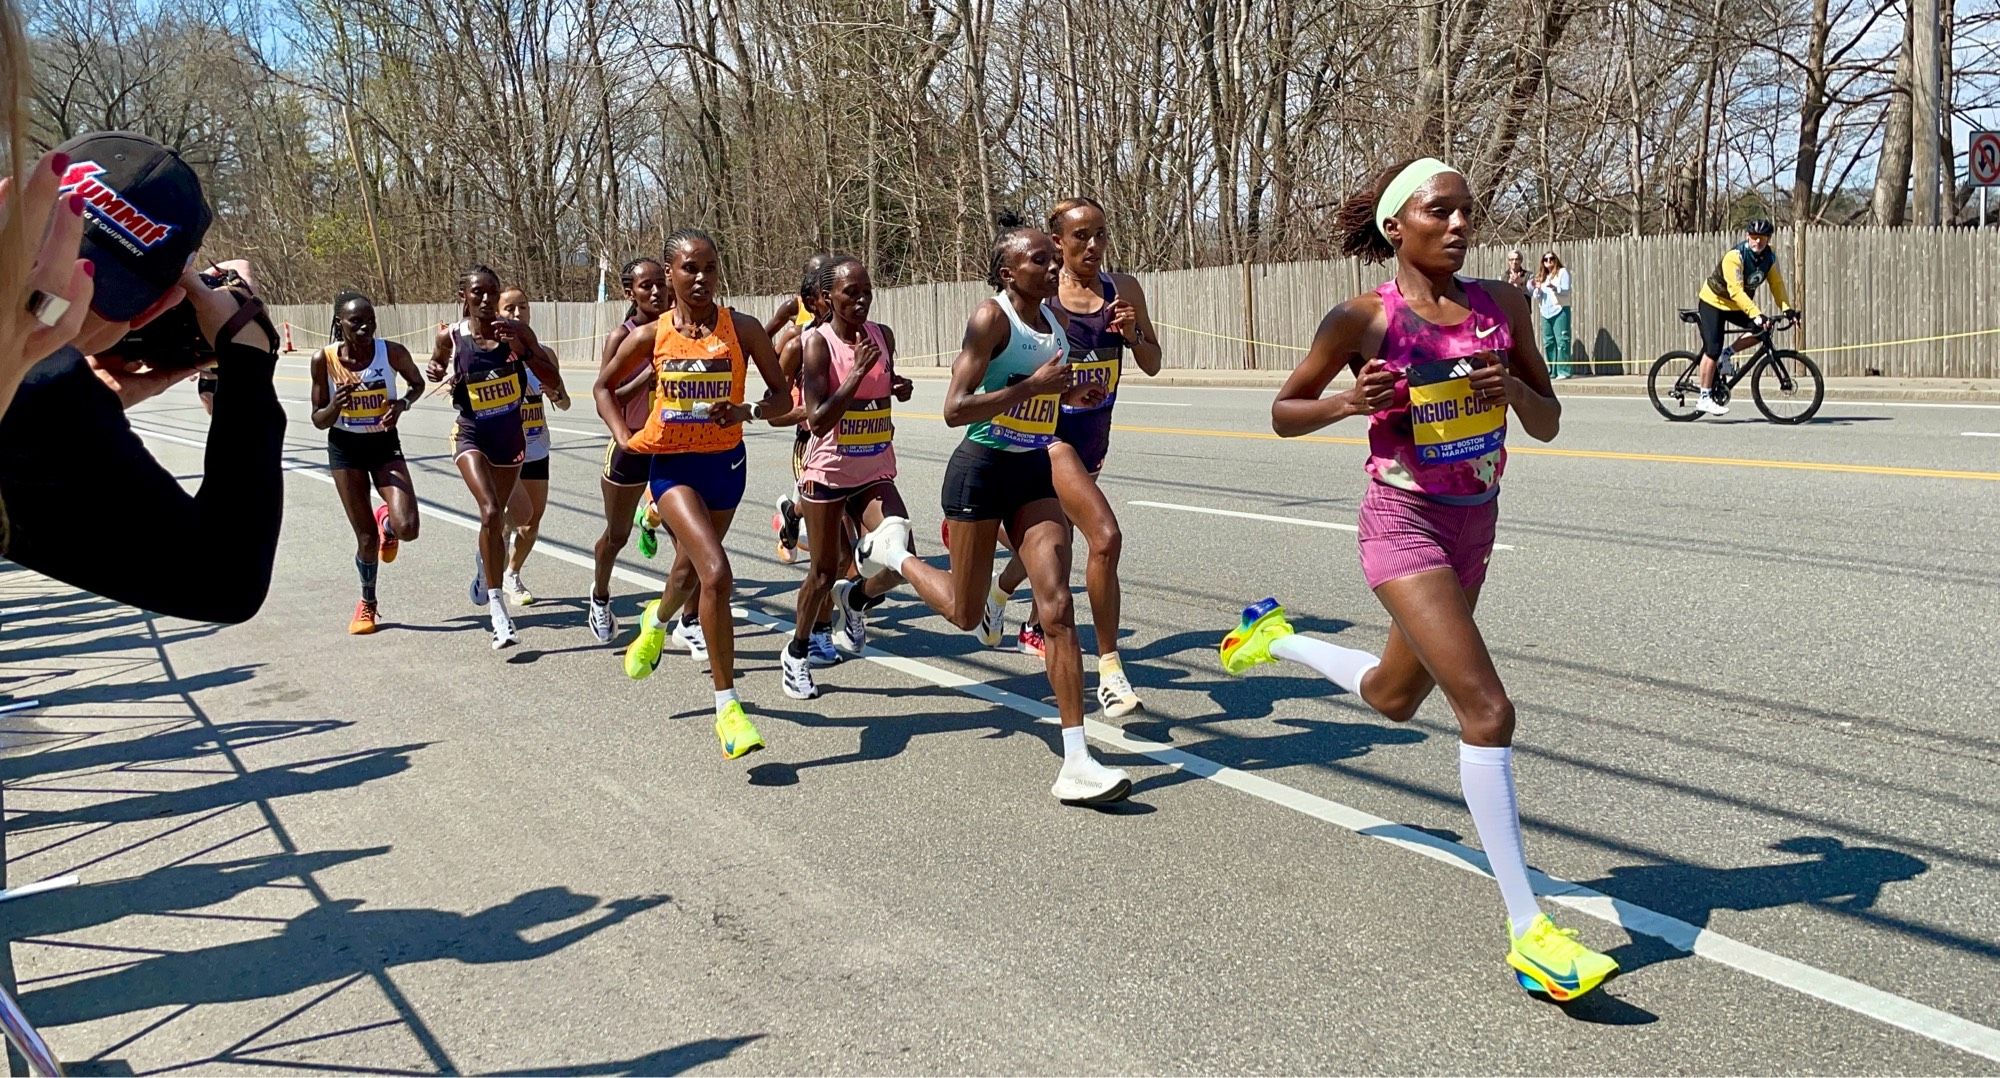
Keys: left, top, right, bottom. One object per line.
{"left": 50, "top": 153, "right": 69, "bottom": 175}
{"left": 68, "top": 193, "right": 84, "bottom": 215}
{"left": 82, "top": 261, "right": 96, "bottom": 278}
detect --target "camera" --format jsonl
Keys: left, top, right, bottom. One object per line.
{"left": 98, "top": 266, "right": 254, "bottom": 371}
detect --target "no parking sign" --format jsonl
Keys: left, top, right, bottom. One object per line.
{"left": 1973, "top": 131, "right": 2000, "bottom": 187}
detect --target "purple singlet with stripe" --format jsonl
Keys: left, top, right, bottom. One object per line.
{"left": 1364, "top": 279, "right": 1512, "bottom": 505}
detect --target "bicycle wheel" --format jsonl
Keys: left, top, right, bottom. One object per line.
{"left": 1751, "top": 350, "right": 1824, "bottom": 424}
{"left": 1647, "top": 351, "right": 1703, "bottom": 421}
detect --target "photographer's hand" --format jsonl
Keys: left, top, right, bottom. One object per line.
{"left": 87, "top": 355, "right": 197, "bottom": 409}
{"left": 182, "top": 266, "right": 275, "bottom": 352}
{"left": 1, "top": 153, "right": 96, "bottom": 386}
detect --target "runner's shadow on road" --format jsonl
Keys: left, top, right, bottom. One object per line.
{"left": 1577, "top": 835, "right": 1938, "bottom": 977}
{"left": 744, "top": 695, "right": 1158, "bottom": 814}
{"left": 491, "top": 1034, "right": 767, "bottom": 1076}
{"left": 1122, "top": 717, "right": 1423, "bottom": 797}
{"left": 10, "top": 664, "right": 260, "bottom": 708}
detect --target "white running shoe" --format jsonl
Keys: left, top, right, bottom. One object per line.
{"left": 1052, "top": 754, "right": 1132, "bottom": 805}
{"left": 503, "top": 570, "right": 535, "bottom": 606}
{"left": 489, "top": 605, "right": 517, "bottom": 651}
{"left": 807, "top": 631, "right": 842, "bottom": 667}
{"left": 1696, "top": 395, "right": 1729, "bottom": 416}
{"left": 830, "top": 579, "right": 867, "bottom": 654}
{"left": 857, "top": 516, "right": 913, "bottom": 578}
{"left": 1097, "top": 667, "right": 1144, "bottom": 719}
{"left": 470, "top": 554, "right": 489, "bottom": 605}
{"left": 780, "top": 646, "right": 819, "bottom": 700}
{"left": 672, "top": 617, "right": 709, "bottom": 662}
{"left": 977, "top": 591, "right": 1005, "bottom": 648}
{"left": 588, "top": 596, "right": 616, "bottom": 644}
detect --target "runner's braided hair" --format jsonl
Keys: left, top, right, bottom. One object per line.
{"left": 815, "top": 255, "right": 865, "bottom": 316}
{"left": 329, "top": 290, "right": 369, "bottom": 344}
{"left": 796, "top": 251, "right": 834, "bottom": 328}
{"left": 663, "top": 227, "right": 716, "bottom": 260}
{"left": 457, "top": 263, "right": 500, "bottom": 315}
{"left": 986, "top": 210, "right": 1036, "bottom": 291}
{"left": 1336, "top": 158, "right": 1418, "bottom": 264}
{"left": 618, "top": 256, "right": 662, "bottom": 322}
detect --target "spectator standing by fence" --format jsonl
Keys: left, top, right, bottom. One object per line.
{"left": 1534, "top": 251, "right": 1573, "bottom": 378}
{"left": 1503, "top": 250, "right": 1532, "bottom": 303}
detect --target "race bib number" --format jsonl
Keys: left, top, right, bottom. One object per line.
{"left": 339, "top": 379, "right": 391, "bottom": 430}
{"left": 1062, "top": 347, "right": 1121, "bottom": 414}
{"left": 465, "top": 368, "right": 522, "bottom": 419}
{"left": 992, "top": 392, "right": 1060, "bottom": 448}
{"left": 836, "top": 397, "right": 894, "bottom": 456}
{"left": 521, "top": 398, "right": 546, "bottom": 437}
{"left": 1407, "top": 357, "right": 1506, "bottom": 463}
{"left": 657, "top": 369, "right": 735, "bottom": 422}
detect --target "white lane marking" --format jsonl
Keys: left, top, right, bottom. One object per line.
{"left": 128, "top": 422, "right": 2000, "bottom": 1066}
{"left": 1129, "top": 499, "right": 1517, "bottom": 551}
{"left": 1113, "top": 399, "right": 1192, "bottom": 407}
{"left": 549, "top": 425, "right": 609, "bottom": 438}
{"left": 1961, "top": 432, "right": 2000, "bottom": 438}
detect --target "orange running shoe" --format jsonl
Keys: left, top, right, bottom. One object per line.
{"left": 348, "top": 598, "right": 380, "bottom": 635}
{"left": 374, "top": 504, "right": 399, "bottom": 564}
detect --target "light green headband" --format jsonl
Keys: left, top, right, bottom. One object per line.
{"left": 1375, "top": 158, "right": 1462, "bottom": 244}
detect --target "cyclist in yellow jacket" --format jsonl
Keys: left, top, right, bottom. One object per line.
{"left": 1694, "top": 218, "right": 1801, "bottom": 416}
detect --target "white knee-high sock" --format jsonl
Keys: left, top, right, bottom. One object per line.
{"left": 1268, "top": 634, "right": 1379, "bottom": 696}
{"left": 1458, "top": 742, "right": 1541, "bottom": 936}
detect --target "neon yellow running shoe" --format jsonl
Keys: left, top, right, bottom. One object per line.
{"left": 715, "top": 700, "right": 764, "bottom": 760}
{"left": 623, "top": 600, "right": 668, "bottom": 680}
{"left": 1219, "top": 597, "right": 1296, "bottom": 676}
{"left": 1507, "top": 914, "right": 1619, "bottom": 1002}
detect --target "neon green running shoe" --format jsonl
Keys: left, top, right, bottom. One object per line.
{"left": 1219, "top": 597, "right": 1296, "bottom": 676}
{"left": 1507, "top": 914, "right": 1619, "bottom": 1002}
{"left": 715, "top": 700, "right": 764, "bottom": 760}
{"left": 633, "top": 502, "right": 659, "bottom": 559}
{"left": 623, "top": 600, "right": 668, "bottom": 680}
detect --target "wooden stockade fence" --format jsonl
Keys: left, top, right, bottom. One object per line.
{"left": 268, "top": 227, "right": 2000, "bottom": 380}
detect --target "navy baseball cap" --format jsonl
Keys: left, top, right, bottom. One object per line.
{"left": 53, "top": 131, "right": 211, "bottom": 321}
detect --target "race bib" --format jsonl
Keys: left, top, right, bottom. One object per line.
{"left": 991, "top": 392, "right": 1060, "bottom": 448}
{"left": 836, "top": 397, "right": 894, "bottom": 456}
{"left": 1406, "top": 357, "right": 1506, "bottom": 463}
{"left": 657, "top": 369, "right": 735, "bottom": 422}
{"left": 339, "top": 379, "right": 391, "bottom": 431}
{"left": 464, "top": 368, "right": 522, "bottom": 419}
{"left": 521, "top": 398, "right": 546, "bottom": 437}
{"left": 1062, "top": 347, "right": 1121, "bottom": 414}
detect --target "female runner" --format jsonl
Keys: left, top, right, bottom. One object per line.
{"left": 1218, "top": 158, "right": 1617, "bottom": 1000}
{"left": 425, "top": 264, "right": 561, "bottom": 649}
{"left": 311, "top": 291, "right": 423, "bottom": 634}
{"left": 595, "top": 229, "right": 788, "bottom": 759}
{"left": 780, "top": 255, "right": 915, "bottom": 699}
{"left": 992, "top": 197, "right": 1161, "bottom": 719}
{"left": 854, "top": 219, "right": 1131, "bottom": 806}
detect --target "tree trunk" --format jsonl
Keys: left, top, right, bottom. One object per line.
{"left": 1872, "top": 15, "right": 1913, "bottom": 225}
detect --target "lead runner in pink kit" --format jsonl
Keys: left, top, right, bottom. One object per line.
{"left": 1217, "top": 158, "right": 1621, "bottom": 1001}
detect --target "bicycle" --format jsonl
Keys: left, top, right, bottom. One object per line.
{"left": 1647, "top": 312, "right": 1824, "bottom": 424}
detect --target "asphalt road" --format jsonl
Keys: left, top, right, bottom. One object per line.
{"left": 4, "top": 363, "right": 1998, "bottom": 1074}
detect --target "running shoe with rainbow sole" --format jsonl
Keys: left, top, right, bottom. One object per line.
{"left": 623, "top": 599, "right": 668, "bottom": 680}
{"left": 715, "top": 700, "right": 765, "bottom": 759}
{"left": 1507, "top": 914, "right": 1619, "bottom": 1002}
{"left": 1219, "top": 597, "right": 1296, "bottom": 676}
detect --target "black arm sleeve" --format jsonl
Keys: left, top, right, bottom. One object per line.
{"left": 0, "top": 343, "right": 287, "bottom": 623}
